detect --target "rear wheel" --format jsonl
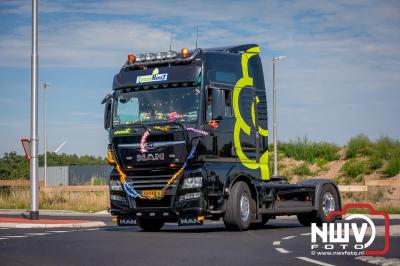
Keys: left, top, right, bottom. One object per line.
{"left": 297, "top": 184, "right": 339, "bottom": 226}
{"left": 224, "top": 181, "right": 252, "bottom": 231}
{"left": 138, "top": 219, "right": 164, "bottom": 232}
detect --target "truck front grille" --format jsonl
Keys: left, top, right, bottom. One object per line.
{"left": 127, "top": 174, "right": 173, "bottom": 190}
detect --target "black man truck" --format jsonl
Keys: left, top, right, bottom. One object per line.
{"left": 102, "top": 44, "right": 341, "bottom": 231}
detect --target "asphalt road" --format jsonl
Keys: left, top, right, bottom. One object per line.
{"left": 0, "top": 216, "right": 399, "bottom": 266}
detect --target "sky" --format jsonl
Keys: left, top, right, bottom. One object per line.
{"left": 0, "top": 0, "right": 399, "bottom": 157}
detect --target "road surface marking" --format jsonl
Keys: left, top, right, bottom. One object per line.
{"left": 301, "top": 233, "right": 311, "bottom": 236}
{"left": 273, "top": 241, "right": 281, "bottom": 246}
{"left": 47, "top": 230, "right": 69, "bottom": 233}
{"left": 275, "top": 248, "right": 290, "bottom": 254}
{"left": 296, "top": 257, "right": 335, "bottom": 266}
{"left": 1, "top": 235, "right": 27, "bottom": 238}
{"left": 83, "top": 228, "right": 100, "bottom": 231}
{"left": 282, "top": 235, "right": 295, "bottom": 240}
{"left": 25, "top": 233, "right": 51, "bottom": 236}
{"left": 0, "top": 237, "right": 7, "bottom": 240}
{"left": 0, "top": 228, "right": 10, "bottom": 230}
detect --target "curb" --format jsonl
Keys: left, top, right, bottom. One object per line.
{"left": 0, "top": 209, "right": 111, "bottom": 217}
{"left": 0, "top": 221, "right": 106, "bottom": 229}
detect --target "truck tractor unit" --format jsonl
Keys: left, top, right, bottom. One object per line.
{"left": 102, "top": 44, "right": 341, "bottom": 231}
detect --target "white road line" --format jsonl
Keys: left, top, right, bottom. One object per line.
{"left": 83, "top": 228, "right": 100, "bottom": 231}
{"left": 0, "top": 237, "right": 8, "bottom": 240}
{"left": 1, "top": 235, "right": 27, "bottom": 238}
{"left": 297, "top": 257, "right": 335, "bottom": 266}
{"left": 301, "top": 233, "right": 311, "bottom": 236}
{"left": 46, "top": 230, "right": 69, "bottom": 233}
{"left": 0, "top": 228, "right": 11, "bottom": 230}
{"left": 25, "top": 233, "right": 51, "bottom": 236}
{"left": 273, "top": 241, "right": 281, "bottom": 246}
{"left": 282, "top": 235, "right": 296, "bottom": 240}
{"left": 275, "top": 248, "right": 290, "bottom": 254}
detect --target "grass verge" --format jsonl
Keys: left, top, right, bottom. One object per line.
{"left": 0, "top": 187, "right": 109, "bottom": 212}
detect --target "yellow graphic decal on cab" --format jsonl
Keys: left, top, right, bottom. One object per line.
{"left": 233, "top": 46, "right": 270, "bottom": 180}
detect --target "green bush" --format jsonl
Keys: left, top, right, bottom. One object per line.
{"left": 292, "top": 163, "right": 313, "bottom": 176}
{"left": 0, "top": 152, "right": 29, "bottom": 180}
{"left": 346, "top": 134, "right": 372, "bottom": 158}
{"left": 279, "top": 136, "right": 340, "bottom": 162}
{"left": 341, "top": 159, "right": 367, "bottom": 178}
{"left": 367, "top": 156, "right": 383, "bottom": 170}
{"left": 384, "top": 158, "right": 400, "bottom": 177}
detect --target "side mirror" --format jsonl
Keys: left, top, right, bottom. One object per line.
{"left": 211, "top": 89, "right": 225, "bottom": 120}
{"left": 104, "top": 99, "right": 112, "bottom": 130}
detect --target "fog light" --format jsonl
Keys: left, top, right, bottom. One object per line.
{"left": 179, "top": 192, "right": 201, "bottom": 201}
{"left": 182, "top": 177, "right": 202, "bottom": 189}
{"left": 110, "top": 194, "right": 124, "bottom": 201}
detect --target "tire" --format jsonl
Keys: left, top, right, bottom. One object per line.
{"left": 138, "top": 219, "right": 164, "bottom": 232}
{"left": 297, "top": 212, "right": 316, "bottom": 226}
{"left": 297, "top": 184, "right": 339, "bottom": 226}
{"left": 224, "top": 181, "right": 252, "bottom": 231}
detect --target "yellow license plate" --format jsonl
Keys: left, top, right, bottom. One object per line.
{"left": 141, "top": 190, "right": 163, "bottom": 197}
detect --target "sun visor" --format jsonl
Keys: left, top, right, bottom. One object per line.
{"left": 113, "top": 65, "right": 201, "bottom": 90}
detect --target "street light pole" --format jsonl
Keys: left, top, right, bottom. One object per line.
{"left": 29, "top": 0, "right": 39, "bottom": 220}
{"left": 43, "top": 83, "right": 52, "bottom": 187}
{"left": 272, "top": 56, "right": 286, "bottom": 177}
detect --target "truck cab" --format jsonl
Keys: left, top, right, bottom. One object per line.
{"left": 103, "top": 44, "right": 341, "bottom": 231}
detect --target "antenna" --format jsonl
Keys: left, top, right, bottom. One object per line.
{"left": 195, "top": 25, "right": 199, "bottom": 49}
{"left": 169, "top": 32, "right": 172, "bottom": 51}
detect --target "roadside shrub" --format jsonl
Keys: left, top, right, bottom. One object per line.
{"left": 384, "top": 158, "right": 400, "bottom": 177}
{"left": 280, "top": 136, "right": 340, "bottom": 162}
{"left": 341, "top": 159, "right": 367, "bottom": 179}
{"left": 367, "top": 156, "right": 383, "bottom": 171}
{"left": 292, "top": 163, "right": 313, "bottom": 176}
{"left": 346, "top": 134, "right": 372, "bottom": 158}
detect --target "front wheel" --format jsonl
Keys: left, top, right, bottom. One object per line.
{"left": 138, "top": 219, "right": 164, "bottom": 232}
{"left": 223, "top": 181, "right": 252, "bottom": 231}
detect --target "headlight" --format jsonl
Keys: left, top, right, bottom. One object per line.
{"left": 182, "top": 177, "right": 202, "bottom": 189}
{"left": 110, "top": 180, "right": 123, "bottom": 191}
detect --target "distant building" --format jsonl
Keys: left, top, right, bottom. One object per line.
{"left": 39, "top": 165, "right": 112, "bottom": 186}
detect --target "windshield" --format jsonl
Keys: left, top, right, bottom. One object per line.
{"left": 113, "top": 86, "right": 200, "bottom": 126}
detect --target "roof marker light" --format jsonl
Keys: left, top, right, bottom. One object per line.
{"left": 181, "top": 48, "right": 189, "bottom": 57}
{"left": 127, "top": 54, "right": 135, "bottom": 63}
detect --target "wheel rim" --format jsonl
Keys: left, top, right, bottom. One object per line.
{"left": 240, "top": 192, "right": 250, "bottom": 222}
{"left": 322, "top": 192, "right": 335, "bottom": 215}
